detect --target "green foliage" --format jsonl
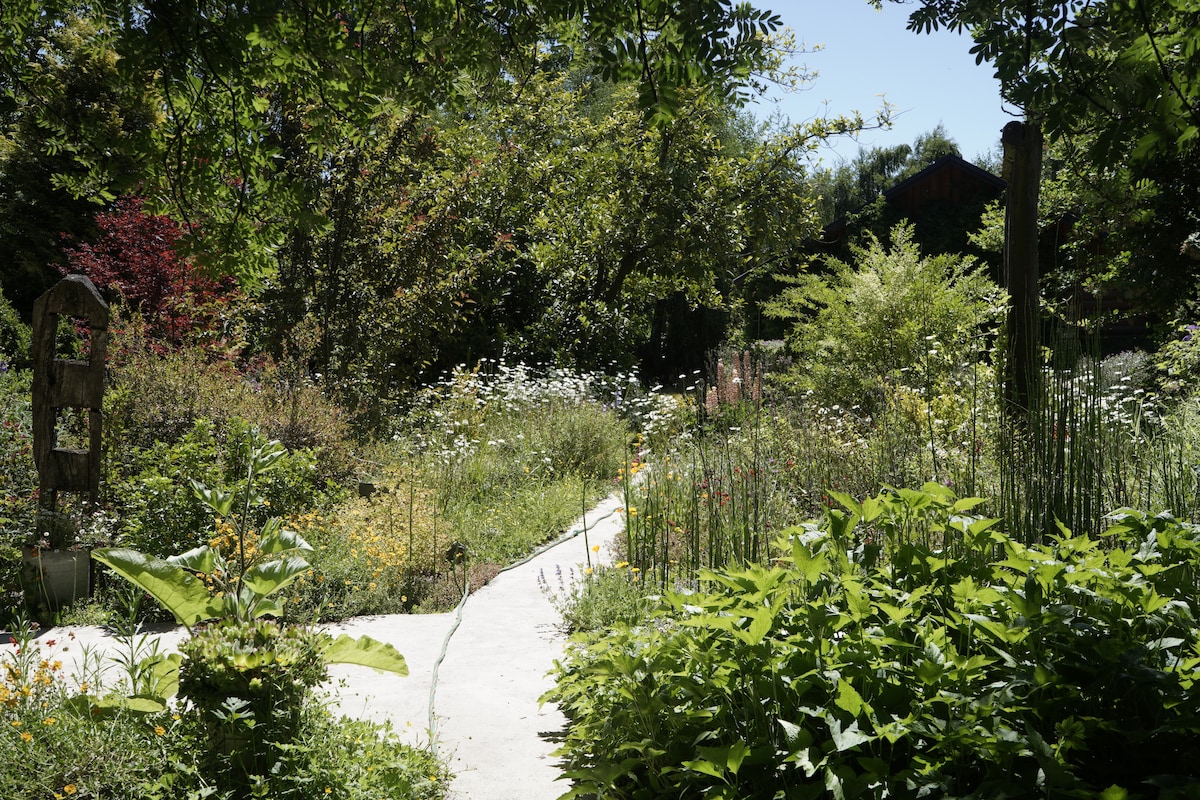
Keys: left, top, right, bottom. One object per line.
{"left": 967, "top": 134, "right": 1199, "bottom": 332}
{"left": 109, "top": 418, "right": 331, "bottom": 558}
{"left": 767, "top": 223, "right": 1003, "bottom": 415}
{"left": 141, "top": 705, "right": 448, "bottom": 800}
{"left": 178, "top": 619, "right": 327, "bottom": 791}
{"left": 0, "top": 366, "right": 34, "bottom": 613}
{"left": 0, "top": 0, "right": 784, "bottom": 284}
{"left": 91, "top": 437, "right": 411, "bottom": 796}
{"left": 1156, "top": 322, "right": 1200, "bottom": 398}
{"left": 886, "top": 0, "right": 1200, "bottom": 162}
{"left": 548, "top": 483, "right": 1200, "bottom": 799}
{"left": 0, "top": 616, "right": 181, "bottom": 798}
{"left": 542, "top": 562, "right": 654, "bottom": 634}
{"left": 96, "top": 437, "right": 323, "bottom": 629}
{"left": 0, "top": 287, "right": 29, "bottom": 370}
{"left": 0, "top": 11, "right": 159, "bottom": 308}
{"left": 884, "top": 2, "right": 1200, "bottom": 337}
{"left": 104, "top": 322, "right": 355, "bottom": 486}
{"left": 273, "top": 71, "right": 858, "bottom": 414}
{"left": 0, "top": 614, "right": 439, "bottom": 800}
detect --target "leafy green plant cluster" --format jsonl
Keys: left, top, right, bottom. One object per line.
{"left": 0, "top": 614, "right": 446, "bottom": 800}
{"left": 0, "top": 365, "right": 36, "bottom": 612}
{"left": 0, "top": 286, "right": 30, "bottom": 370}
{"left": 1159, "top": 322, "right": 1200, "bottom": 394}
{"left": 103, "top": 322, "right": 355, "bottom": 482}
{"left": 540, "top": 562, "right": 654, "bottom": 634}
{"left": 548, "top": 484, "right": 1200, "bottom": 800}
{"left": 89, "top": 438, "right": 416, "bottom": 795}
{"left": 616, "top": 392, "right": 999, "bottom": 593}
{"left": 139, "top": 705, "right": 450, "bottom": 800}
{"left": 0, "top": 616, "right": 181, "bottom": 799}
{"left": 109, "top": 418, "right": 338, "bottom": 559}
{"left": 178, "top": 619, "right": 327, "bottom": 789}
{"left": 766, "top": 223, "right": 1002, "bottom": 417}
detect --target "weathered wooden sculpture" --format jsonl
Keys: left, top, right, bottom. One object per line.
{"left": 31, "top": 274, "right": 108, "bottom": 508}
{"left": 25, "top": 275, "right": 108, "bottom": 609}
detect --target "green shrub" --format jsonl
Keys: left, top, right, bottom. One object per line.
{"left": 541, "top": 561, "right": 654, "bottom": 633}
{"left": 0, "top": 368, "right": 36, "bottom": 616}
{"left": 284, "top": 472, "right": 444, "bottom": 620}
{"left": 145, "top": 706, "right": 450, "bottom": 800}
{"left": 105, "top": 320, "right": 356, "bottom": 487}
{"left": 765, "top": 223, "right": 1002, "bottom": 415}
{"left": 0, "top": 614, "right": 445, "bottom": 800}
{"left": 179, "top": 619, "right": 327, "bottom": 790}
{"left": 548, "top": 484, "right": 1200, "bottom": 800}
{"left": 1156, "top": 322, "right": 1200, "bottom": 397}
{"left": 110, "top": 418, "right": 335, "bottom": 558}
{"left": 0, "top": 293, "right": 29, "bottom": 372}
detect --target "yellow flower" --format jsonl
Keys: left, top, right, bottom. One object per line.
{"left": 583, "top": 567, "right": 593, "bottom": 575}
{"left": 154, "top": 725, "right": 166, "bottom": 736}
{"left": 64, "top": 785, "right": 77, "bottom": 795}
{"left": 591, "top": 545, "right": 600, "bottom": 553}
{"left": 42, "top": 717, "right": 56, "bottom": 725}
{"left": 19, "top": 732, "right": 31, "bottom": 742}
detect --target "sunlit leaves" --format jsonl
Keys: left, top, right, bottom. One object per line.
{"left": 1, "top": 1, "right": 785, "bottom": 283}
{"left": 551, "top": 483, "right": 1200, "bottom": 797}
{"left": 884, "top": 0, "right": 1200, "bottom": 163}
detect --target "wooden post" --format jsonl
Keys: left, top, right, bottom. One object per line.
{"left": 31, "top": 275, "right": 109, "bottom": 518}
{"left": 1001, "top": 120, "right": 1042, "bottom": 416}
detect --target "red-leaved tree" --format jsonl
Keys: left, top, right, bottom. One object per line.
{"left": 61, "top": 197, "right": 240, "bottom": 352}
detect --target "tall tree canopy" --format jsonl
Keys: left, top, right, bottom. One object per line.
{"left": 0, "top": 0, "right": 783, "bottom": 284}
{"left": 877, "top": 2, "right": 1200, "bottom": 338}
{"left": 876, "top": 0, "right": 1200, "bottom": 161}
{"left": 257, "top": 66, "right": 857, "bottom": 422}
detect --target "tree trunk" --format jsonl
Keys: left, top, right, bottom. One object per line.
{"left": 1001, "top": 119, "right": 1042, "bottom": 416}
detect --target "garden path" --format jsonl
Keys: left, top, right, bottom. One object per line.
{"left": 50, "top": 491, "right": 627, "bottom": 800}
{"left": 327, "top": 490, "right": 626, "bottom": 800}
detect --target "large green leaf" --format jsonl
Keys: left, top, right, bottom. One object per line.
{"left": 189, "top": 479, "right": 234, "bottom": 517}
{"left": 321, "top": 634, "right": 409, "bottom": 676}
{"left": 166, "top": 544, "right": 217, "bottom": 574}
{"left": 92, "top": 548, "right": 222, "bottom": 630}
{"left": 66, "top": 693, "right": 167, "bottom": 718}
{"left": 250, "top": 440, "right": 288, "bottom": 473}
{"left": 257, "top": 519, "right": 313, "bottom": 554}
{"left": 791, "top": 539, "right": 829, "bottom": 585}
{"left": 241, "top": 555, "right": 311, "bottom": 598}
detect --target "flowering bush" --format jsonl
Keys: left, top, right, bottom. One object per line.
{"left": 0, "top": 619, "right": 179, "bottom": 798}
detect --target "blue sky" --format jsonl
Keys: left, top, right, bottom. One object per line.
{"left": 747, "top": 0, "right": 1017, "bottom": 168}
